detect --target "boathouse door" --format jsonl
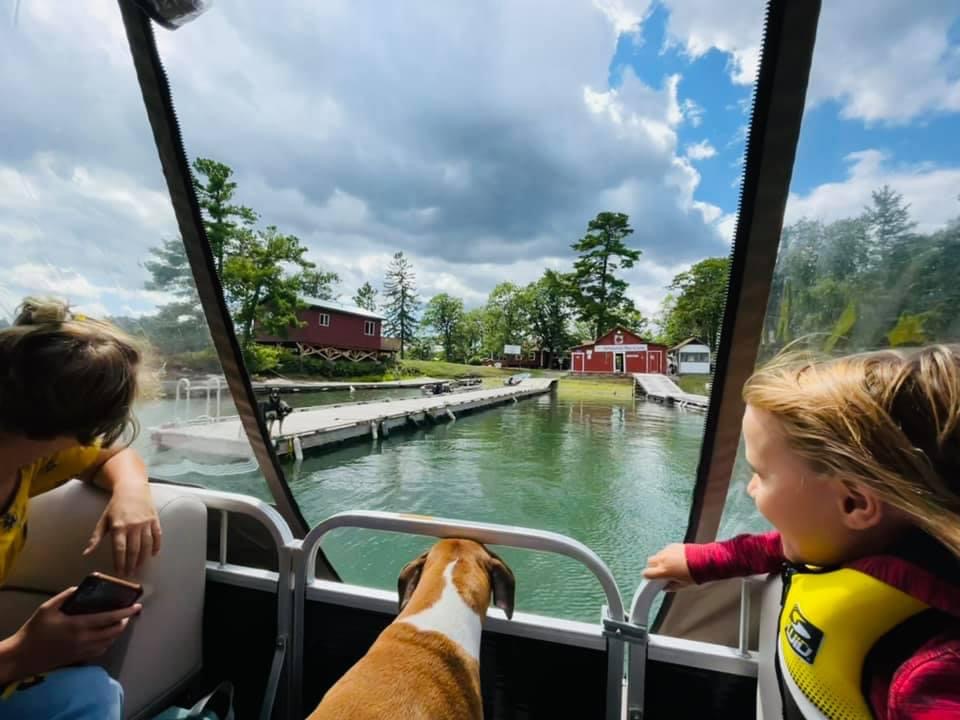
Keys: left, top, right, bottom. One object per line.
{"left": 648, "top": 350, "right": 662, "bottom": 374}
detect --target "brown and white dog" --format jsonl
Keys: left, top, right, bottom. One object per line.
{"left": 308, "top": 538, "right": 516, "bottom": 720}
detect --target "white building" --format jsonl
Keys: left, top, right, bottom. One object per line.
{"left": 669, "top": 338, "right": 712, "bottom": 375}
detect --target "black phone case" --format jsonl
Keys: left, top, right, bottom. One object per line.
{"left": 61, "top": 575, "right": 143, "bottom": 615}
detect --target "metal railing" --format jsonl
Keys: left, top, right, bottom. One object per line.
{"left": 291, "top": 510, "right": 627, "bottom": 720}
{"left": 163, "top": 485, "right": 296, "bottom": 720}
{"left": 626, "top": 577, "right": 758, "bottom": 720}
{"left": 171, "top": 490, "right": 762, "bottom": 720}
{"left": 172, "top": 376, "right": 227, "bottom": 424}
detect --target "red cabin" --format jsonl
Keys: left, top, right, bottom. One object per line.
{"left": 256, "top": 297, "right": 397, "bottom": 362}
{"left": 569, "top": 326, "right": 667, "bottom": 375}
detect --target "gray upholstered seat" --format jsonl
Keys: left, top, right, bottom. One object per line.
{"left": 0, "top": 479, "right": 207, "bottom": 720}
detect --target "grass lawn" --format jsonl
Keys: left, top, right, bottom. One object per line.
{"left": 556, "top": 375, "right": 635, "bottom": 401}
{"left": 268, "top": 359, "right": 530, "bottom": 384}
{"left": 274, "top": 359, "right": 651, "bottom": 402}
{"left": 675, "top": 374, "right": 712, "bottom": 396}
{"left": 398, "top": 359, "right": 518, "bottom": 379}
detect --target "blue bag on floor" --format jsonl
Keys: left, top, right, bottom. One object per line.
{"left": 152, "top": 681, "right": 234, "bottom": 720}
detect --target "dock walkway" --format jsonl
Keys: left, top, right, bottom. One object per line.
{"left": 161, "top": 376, "right": 447, "bottom": 397}
{"left": 152, "top": 378, "right": 557, "bottom": 459}
{"left": 632, "top": 373, "right": 709, "bottom": 411}
{"left": 251, "top": 377, "right": 444, "bottom": 393}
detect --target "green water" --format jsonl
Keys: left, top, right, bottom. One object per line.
{"left": 138, "top": 391, "right": 704, "bottom": 622}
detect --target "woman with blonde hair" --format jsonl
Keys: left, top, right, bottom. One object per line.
{"left": 0, "top": 298, "right": 161, "bottom": 719}
{"left": 645, "top": 344, "right": 960, "bottom": 719}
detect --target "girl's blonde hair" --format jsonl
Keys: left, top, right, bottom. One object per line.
{"left": 744, "top": 344, "right": 960, "bottom": 557}
{"left": 0, "top": 297, "right": 144, "bottom": 447}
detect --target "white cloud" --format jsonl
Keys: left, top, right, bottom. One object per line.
{"left": 0, "top": 154, "right": 178, "bottom": 304}
{"left": 660, "top": 0, "right": 763, "bottom": 85}
{"left": 685, "top": 140, "right": 717, "bottom": 161}
{"left": 1, "top": 0, "right": 736, "bottom": 322}
{"left": 592, "top": 0, "right": 653, "bottom": 35}
{"left": 717, "top": 213, "right": 738, "bottom": 244}
{"left": 623, "top": 257, "right": 694, "bottom": 316}
{"left": 681, "top": 97, "right": 705, "bottom": 127}
{"left": 659, "top": 0, "right": 960, "bottom": 124}
{"left": 9, "top": 263, "right": 101, "bottom": 299}
{"left": 0, "top": 263, "right": 175, "bottom": 321}
{"left": 785, "top": 149, "right": 960, "bottom": 233}
{"left": 583, "top": 70, "right": 689, "bottom": 158}
{"left": 806, "top": 3, "right": 960, "bottom": 124}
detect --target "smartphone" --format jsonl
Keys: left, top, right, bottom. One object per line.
{"left": 61, "top": 572, "right": 143, "bottom": 616}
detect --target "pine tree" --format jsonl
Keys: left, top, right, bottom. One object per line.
{"left": 382, "top": 252, "right": 420, "bottom": 358}
{"left": 192, "top": 158, "right": 258, "bottom": 275}
{"left": 353, "top": 282, "right": 379, "bottom": 311}
{"left": 863, "top": 185, "right": 916, "bottom": 270}
{"left": 567, "top": 212, "right": 642, "bottom": 338}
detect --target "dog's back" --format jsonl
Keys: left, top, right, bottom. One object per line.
{"left": 312, "top": 623, "right": 482, "bottom": 720}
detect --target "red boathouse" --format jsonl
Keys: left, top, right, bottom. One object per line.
{"left": 256, "top": 297, "right": 398, "bottom": 362}
{"left": 569, "top": 326, "right": 667, "bottom": 375}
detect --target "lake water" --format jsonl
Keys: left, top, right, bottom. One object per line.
{"left": 136, "top": 389, "right": 705, "bottom": 621}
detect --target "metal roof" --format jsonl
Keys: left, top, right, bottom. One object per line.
{"left": 668, "top": 337, "right": 710, "bottom": 351}
{"left": 568, "top": 325, "right": 658, "bottom": 351}
{"left": 302, "top": 297, "right": 384, "bottom": 320}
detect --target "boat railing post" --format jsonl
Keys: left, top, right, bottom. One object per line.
{"left": 739, "top": 577, "right": 751, "bottom": 657}
{"left": 218, "top": 510, "right": 228, "bottom": 567}
{"left": 625, "top": 576, "right": 759, "bottom": 717}
{"left": 175, "top": 377, "right": 191, "bottom": 423}
{"left": 214, "top": 376, "right": 223, "bottom": 420}
{"left": 156, "top": 486, "right": 296, "bottom": 720}
{"left": 623, "top": 579, "right": 666, "bottom": 720}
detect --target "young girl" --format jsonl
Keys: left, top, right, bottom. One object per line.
{"left": 0, "top": 298, "right": 161, "bottom": 720}
{"left": 644, "top": 344, "right": 960, "bottom": 719}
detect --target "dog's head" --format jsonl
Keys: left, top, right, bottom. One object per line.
{"left": 397, "top": 539, "right": 516, "bottom": 620}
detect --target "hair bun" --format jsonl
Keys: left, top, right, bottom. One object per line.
{"left": 14, "top": 297, "right": 71, "bottom": 326}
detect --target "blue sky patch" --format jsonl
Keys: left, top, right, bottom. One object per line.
{"left": 606, "top": 2, "right": 960, "bottom": 221}
{"left": 608, "top": 4, "right": 755, "bottom": 214}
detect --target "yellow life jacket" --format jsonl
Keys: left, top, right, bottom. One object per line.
{"left": 778, "top": 566, "right": 928, "bottom": 720}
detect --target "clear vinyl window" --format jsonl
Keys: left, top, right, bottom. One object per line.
{"left": 12, "top": 2, "right": 778, "bottom": 621}
{"left": 718, "top": 5, "right": 960, "bottom": 539}
{"left": 0, "top": 4, "right": 277, "bottom": 504}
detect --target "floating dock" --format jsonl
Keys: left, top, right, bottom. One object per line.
{"left": 632, "top": 373, "right": 709, "bottom": 411}
{"left": 250, "top": 377, "right": 446, "bottom": 394}
{"left": 161, "top": 376, "right": 445, "bottom": 397}
{"left": 152, "top": 378, "right": 557, "bottom": 459}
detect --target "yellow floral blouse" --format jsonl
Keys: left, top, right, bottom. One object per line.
{"left": 0, "top": 446, "right": 101, "bottom": 584}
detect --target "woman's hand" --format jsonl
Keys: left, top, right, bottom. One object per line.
{"left": 82, "top": 448, "right": 161, "bottom": 577}
{"left": 2, "top": 587, "right": 141, "bottom": 682}
{"left": 84, "top": 477, "right": 161, "bottom": 577}
{"left": 642, "top": 543, "right": 695, "bottom": 590}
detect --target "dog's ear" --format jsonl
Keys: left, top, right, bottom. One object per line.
{"left": 397, "top": 551, "right": 429, "bottom": 614}
{"left": 486, "top": 549, "right": 516, "bottom": 620}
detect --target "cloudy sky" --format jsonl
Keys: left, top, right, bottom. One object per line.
{"left": 1, "top": 0, "right": 959, "bottom": 321}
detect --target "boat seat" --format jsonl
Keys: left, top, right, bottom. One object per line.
{"left": 755, "top": 572, "right": 784, "bottom": 720}
{"left": 0, "top": 479, "right": 207, "bottom": 720}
